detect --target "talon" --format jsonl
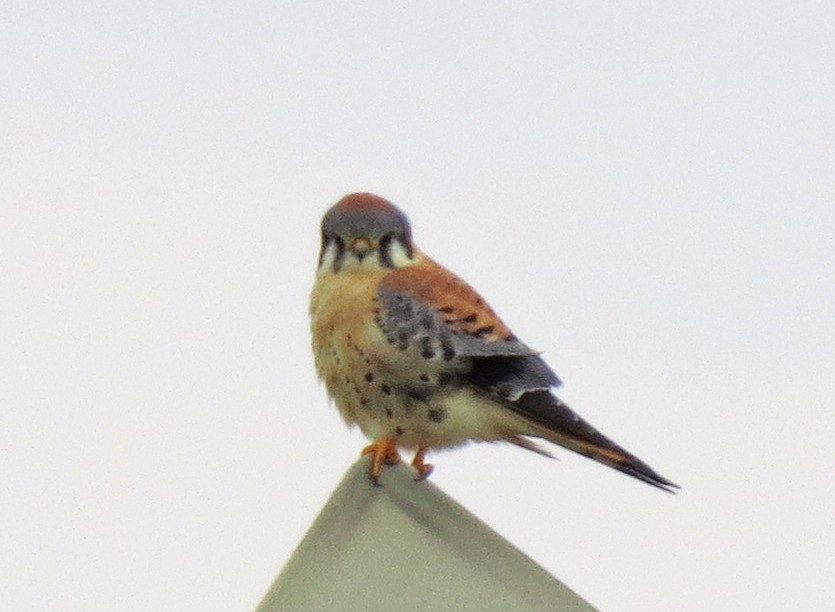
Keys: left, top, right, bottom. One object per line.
{"left": 361, "top": 437, "right": 401, "bottom": 481}
{"left": 411, "top": 447, "right": 434, "bottom": 481}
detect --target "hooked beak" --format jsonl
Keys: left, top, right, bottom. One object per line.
{"left": 349, "top": 237, "right": 374, "bottom": 260}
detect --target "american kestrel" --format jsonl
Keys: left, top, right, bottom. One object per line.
{"left": 310, "top": 193, "right": 678, "bottom": 491}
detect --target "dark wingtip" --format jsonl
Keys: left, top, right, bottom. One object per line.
{"left": 612, "top": 459, "right": 681, "bottom": 493}
{"left": 506, "top": 390, "right": 680, "bottom": 493}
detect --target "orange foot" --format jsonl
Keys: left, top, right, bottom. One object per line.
{"left": 411, "top": 447, "right": 434, "bottom": 481}
{"left": 361, "top": 437, "right": 401, "bottom": 482}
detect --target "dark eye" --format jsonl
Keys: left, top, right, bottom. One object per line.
{"left": 323, "top": 231, "right": 345, "bottom": 249}
{"left": 378, "top": 233, "right": 394, "bottom": 250}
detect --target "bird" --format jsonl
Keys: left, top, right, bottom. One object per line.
{"left": 309, "top": 192, "right": 678, "bottom": 492}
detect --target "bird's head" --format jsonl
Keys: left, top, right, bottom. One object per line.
{"left": 318, "top": 193, "right": 417, "bottom": 273}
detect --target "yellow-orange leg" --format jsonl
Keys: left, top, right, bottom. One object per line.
{"left": 411, "top": 447, "right": 434, "bottom": 481}
{"left": 361, "top": 437, "right": 401, "bottom": 482}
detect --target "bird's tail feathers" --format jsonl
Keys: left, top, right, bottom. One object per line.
{"left": 508, "top": 390, "right": 680, "bottom": 493}
{"left": 502, "top": 434, "right": 554, "bottom": 459}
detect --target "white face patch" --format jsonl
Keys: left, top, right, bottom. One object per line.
{"left": 317, "top": 241, "right": 342, "bottom": 274}
{"left": 385, "top": 239, "right": 413, "bottom": 268}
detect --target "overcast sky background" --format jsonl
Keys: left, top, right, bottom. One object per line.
{"left": 3, "top": 3, "right": 834, "bottom": 611}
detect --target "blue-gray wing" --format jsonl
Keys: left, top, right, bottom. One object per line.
{"left": 374, "top": 283, "right": 561, "bottom": 400}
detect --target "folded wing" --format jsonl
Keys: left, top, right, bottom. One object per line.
{"left": 378, "top": 259, "right": 678, "bottom": 492}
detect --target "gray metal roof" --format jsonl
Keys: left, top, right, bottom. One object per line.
{"left": 256, "top": 458, "right": 596, "bottom": 612}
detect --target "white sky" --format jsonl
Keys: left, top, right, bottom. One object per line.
{"left": 3, "top": 3, "right": 834, "bottom": 611}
